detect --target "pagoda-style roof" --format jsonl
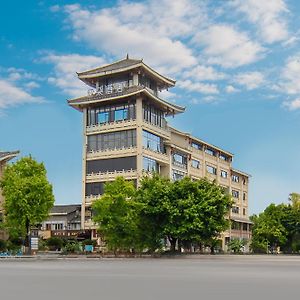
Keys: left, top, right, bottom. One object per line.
{"left": 77, "top": 56, "right": 176, "bottom": 88}
{"left": 0, "top": 151, "right": 19, "bottom": 164}
{"left": 68, "top": 85, "right": 185, "bottom": 115}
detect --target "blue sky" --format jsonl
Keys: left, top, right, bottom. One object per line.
{"left": 1, "top": 0, "right": 300, "bottom": 214}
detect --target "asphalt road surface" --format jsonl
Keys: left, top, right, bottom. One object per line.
{"left": 0, "top": 255, "right": 299, "bottom": 300}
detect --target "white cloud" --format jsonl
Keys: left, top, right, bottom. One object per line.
{"left": 195, "top": 25, "right": 265, "bottom": 68}
{"left": 282, "top": 98, "right": 300, "bottom": 111}
{"left": 25, "top": 81, "right": 40, "bottom": 90}
{"left": 234, "top": 71, "right": 265, "bottom": 90}
{"left": 62, "top": 1, "right": 200, "bottom": 74}
{"left": 279, "top": 54, "right": 300, "bottom": 94}
{"left": 42, "top": 53, "right": 105, "bottom": 97}
{"left": 232, "top": 0, "right": 289, "bottom": 44}
{"left": 225, "top": 85, "right": 239, "bottom": 93}
{"left": 178, "top": 80, "right": 219, "bottom": 94}
{"left": 0, "top": 79, "right": 43, "bottom": 110}
{"left": 182, "top": 65, "right": 226, "bottom": 81}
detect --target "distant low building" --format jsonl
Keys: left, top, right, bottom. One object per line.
{"left": 40, "top": 204, "right": 84, "bottom": 239}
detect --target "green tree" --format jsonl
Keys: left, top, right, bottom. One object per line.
{"left": 137, "top": 176, "right": 231, "bottom": 253}
{"left": 167, "top": 178, "right": 231, "bottom": 253}
{"left": 136, "top": 174, "right": 172, "bottom": 252}
{"left": 251, "top": 204, "right": 288, "bottom": 253}
{"left": 289, "top": 193, "right": 300, "bottom": 210}
{"left": 92, "top": 177, "right": 140, "bottom": 253}
{"left": 0, "top": 156, "right": 54, "bottom": 245}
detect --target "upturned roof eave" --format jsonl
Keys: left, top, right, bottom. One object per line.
{"left": 78, "top": 62, "right": 176, "bottom": 87}
{"left": 0, "top": 151, "right": 19, "bottom": 163}
{"left": 68, "top": 88, "right": 185, "bottom": 114}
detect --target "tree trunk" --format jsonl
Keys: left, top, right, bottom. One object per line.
{"left": 169, "top": 237, "right": 177, "bottom": 252}
{"left": 25, "top": 218, "right": 30, "bottom": 255}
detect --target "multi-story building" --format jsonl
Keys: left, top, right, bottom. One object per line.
{"left": 68, "top": 56, "right": 252, "bottom": 251}
{"left": 0, "top": 151, "right": 19, "bottom": 239}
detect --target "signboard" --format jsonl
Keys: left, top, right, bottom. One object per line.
{"left": 30, "top": 237, "right": 39, "bottom": 250}
{"left": 88, "top": 81, "right": 128, "bottom": 97}
{"left": 84, "top": 245, "right": 94, "bottom": 252}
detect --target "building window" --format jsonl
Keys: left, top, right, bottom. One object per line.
{"left": 243, "top": 192, "right": 246, "bottom": 201}
{"left": 220, "top": 170, "right": 228, "bottom": 178}
{"left": 205, "top": 148, "right": 216, "bottom": 156}
{"left": 142, "top": 101, "right": 166, "bottom": 128}
{"left": 206, "top": 165, "right": 217, "bottom": 175}
{"left": 143, "top": 156, "right": 159, "bottom": 173}
{"left": 191, "top": 159, "right": 200, "bottom": 169}
{"left": 243, "top": 178, "right": 247, "bottom": 185}
{"left": 231, "top": 206, "right": 239, "bottom": 214}
{"left": 114, "top": 108, "right": 128, "bottom": 121}
{"left": 191, "top": 141, "right": 202, "bottom": 150}
{"left": 243, "top": 223, "right": 248, "bottom": 231}
{"left": 87, "top": 130, "right": 136, "bottom": 152}
{"left": 86, "top": 156, "right": 136, "bottom": 174}
{"left": 232, "top": 174, "right": 239, "bottom": 183}
{"left": 172, "top": 151, "right": 187, "bottom": 169}
{"left": 172, "top": 169, "right": 185, "bottom": 181}
{"left": 87, "top": 101, "right": 136, "bottom": 126}
{"left": 232, "top": 190, "right": 239, "bottom": 198}
{"left": 243, "top": 208, "right": 246, "bottom": 216}
{"left": 219, "top": 153, "right": 229, "bottom": 161}
{"left": 85, "top": 182, "right": 105, "bottom": 196}
{"left": 142, "top": 130, "right": 164, "bottom": 153}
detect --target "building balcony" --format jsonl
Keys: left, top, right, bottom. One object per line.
{"left": 143, "top": 148, "right": 170, "bottom": 165}
{"left": 87, "top": 146, "right": 137, "bottom": 160}
{"left": 86, "top": 169, "right": 137, "bottom": 182}
{"left": 86, "top": 119, "right": 137, "bottom": 134}
{"left": 142, "top": 120, "right": 170, "bottom": 140}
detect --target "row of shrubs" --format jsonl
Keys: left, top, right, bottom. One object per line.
{"left": 40, "top": 237, "right": 97, "bottom": 254}
{"left": 0, "top": 238, "right": 23, "bottom": 254}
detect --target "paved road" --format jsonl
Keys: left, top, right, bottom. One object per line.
{"left": 0, "top": 255, "right": 299, "bottom": 300}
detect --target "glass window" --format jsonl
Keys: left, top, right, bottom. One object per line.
{"left": 143, "top": 156, "right": 159, "bottom": 173}
{"left": 206, "top": 165, "right": 217, "bottom": 175}
{"left": 231, "top": 206, "right": 240, "bottom": 214}
{"left": 142, "top": 130, "right": 163, "bottom": 153}
{"left": 98, "top": 111, "right": 109, "bottom": 124}
{"left": 172, "top": 152, "right": 187, "bottom": 168}
{"left": 219, "top": 153, "right": 228, "bottom": 161}
{"left": 142, "top": 101, "right": 166, "bottom": 128}
{"left": 243, "top": 193, "right": 246, "bottom": 201}
{"left": 220, "top": 170, "right": 228, "bottom": 178}
{"left": 87, "top": 101, "right": 136, "bottom": 126}
{"left": 232, "top": 190, "right": 239, "bottom": 198}
{"left": 232, "top": 174, "right": 240, "bottom": 183}
{"left": 205, "top": 148, "right": 216, "bottom": 156}
{"left": 172, "top": 169, "right": 185, "bottom": 181}
{"left": 191, "top": 142, "right": 202, "bottom": 150}
{"left": 191, "top": 159, "right": 200, "bottom": 169}
{"left": 87, "top": 130, "right": 136, "bottom": 152}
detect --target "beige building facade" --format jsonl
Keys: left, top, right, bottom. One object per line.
{"left": 68, "top": 57, "right": 252, "bottom": 251}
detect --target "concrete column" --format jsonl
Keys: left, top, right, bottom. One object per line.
{"left": 135, "top": 96, "right": 143, "bottom": 184}
{"left": 81, "top": 107, "right": 87, "bottom": 230}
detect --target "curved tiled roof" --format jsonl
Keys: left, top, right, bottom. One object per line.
{"left": 77, "top": 57, "right": 176, "bottom": 87}
{"left": 68, "top": 85, "right": 185, "bottom": 114}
